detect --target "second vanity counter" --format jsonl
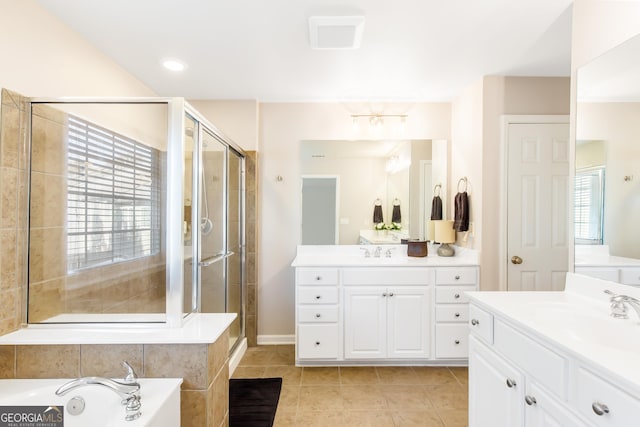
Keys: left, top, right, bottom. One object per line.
{"left": 467, "top": 273, "right": 640, "bottom": 427}
{"left": 292, "top": 245, "right": 480, "bottom": 366}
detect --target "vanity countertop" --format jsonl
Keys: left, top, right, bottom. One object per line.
{"left": 291, "top": 244, "right": 480, "bottom": 267}
{"left": 467, "top": 273, "right": 640, "bottom": 393}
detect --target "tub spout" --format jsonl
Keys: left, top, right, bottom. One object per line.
{"left": 55, "top": 376, "right": 140, "bottom": 399}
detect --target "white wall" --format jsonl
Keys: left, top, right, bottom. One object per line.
{"left": 258, "top": 102, "right": 450, "bottom": 336}
{"left": 570, "top": 0, "right": 640, "bottom": 269}
{"left": 0, "top": 1, "right": 154, "bottom": 97}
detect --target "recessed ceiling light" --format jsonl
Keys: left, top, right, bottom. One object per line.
{"left": 309, "top": 16, "right": 365, "bottom": 50}
{"left": 162, "top": 59, "right": 187, "bottom": 72}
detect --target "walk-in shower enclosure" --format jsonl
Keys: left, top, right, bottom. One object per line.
{"left": 24, "top": 97, "right": 245, "bottom": 348}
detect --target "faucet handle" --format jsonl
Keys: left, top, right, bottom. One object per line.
{"left": 122, "top": 361, "right": 138, "bottom": 384}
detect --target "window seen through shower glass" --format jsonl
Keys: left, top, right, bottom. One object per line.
{"left": 28, "top": 102, "right": 169, "bottom": 323}
{"left": 66, "top": 116, "right": 161, "bottom": 271}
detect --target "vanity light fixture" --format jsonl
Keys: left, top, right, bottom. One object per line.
{"left": 162, "top": 58, "right": 187, "bottom": 72}
{"left": 351, "top": 114, "right": 408, "bottom": 130}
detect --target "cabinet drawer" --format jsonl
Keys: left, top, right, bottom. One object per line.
{"left": 435, "top": 286, "right": 475, "bottom": 303}
{"left": 298, "top": 306, "right": 339, "bottom": 323}
{"left": 620, "top": 268, "right": 640, "bottom": 285}
{"left": 468, "top": 304, "right": 493, "bottom": 344}
{"left": 435, "top": 324, "right": 469, "bottom": 358}
{"left": 297, "top": 268, "right": 339, "bottom": 285}
{"left": 494, "top": 319, "right": 568, "bottom": 400}
{"left": 576, "top": 367, "right": 640, "bottom": 427}
{"left": 342, "top": 268, "right": 430, "bottom": 285}
{"left": 435, "top": 267, "right": 477, "bottom": 285}
{"left": 298, "top": 287, "right": 338, "bottom": 304}
{"left": 297, "top": 324, "right": 340, "bottom": 359}
{"left": 575, "top": 267, "right": 619, "bottom": 282}
{"left": 436, "top": 304, "right": 469, "bottom": 323}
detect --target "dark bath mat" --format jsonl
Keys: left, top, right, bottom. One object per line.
{"left": 229, "top": 377, "right": 282, "bottom": 427}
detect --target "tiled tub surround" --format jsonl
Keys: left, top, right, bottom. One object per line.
{"left": 467, "top": 273, "right": 640, "bottom": 427}
{"left": 0, "top": 313, "right": 235, "bottom": 427}
{"left": 292, "top": 245, "right": 480, "bottom": 366}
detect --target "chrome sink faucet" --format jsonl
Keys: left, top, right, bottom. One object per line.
{"left": 55, "top": 361, "right": 142, "bottom": 421}
{"left": 374, "top": 246, "right": 382, "bottom": 258}
{"left": 604, "top": 290, "right": 640, "bottom": 320}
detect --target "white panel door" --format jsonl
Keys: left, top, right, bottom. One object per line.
{"left": 344, "top": 287, "right": 387, "bottom": 359}
{"left": 507, "top": 123, "right": 570, "bottom": 292}
{"left": 387, "top": 286, "right": 430, "bottom": 358}
{"left": 469, "top": 336, "right": 524, "bottom": 427}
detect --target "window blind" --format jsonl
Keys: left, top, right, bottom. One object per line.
{"left": 67, "top": 116, "right": 161, "bottom": 272}
{"left": 574, "top": 168, "right": 604, "bottom": 244}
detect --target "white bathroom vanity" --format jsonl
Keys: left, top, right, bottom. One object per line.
{"left": 291, "top": 245, "right": 480, "bottom": 366}
{"left": 467, "top": 273, "right": 640, "bottom": 427}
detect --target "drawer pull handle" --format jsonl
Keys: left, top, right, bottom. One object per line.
{"left": 315, "top": 341, "right": 320, "bottom": 346}
{"left": 455, "top": 275, "right": 460, "bottom": 280}
{"left": 506, "top": 378, "right": 517, "bottom": 388}
{"left": 471, "top": 319, "right": 479, "bottom": 326}
{"left": 454, "top": 293, "right": 460, "bottom": 299}
{"left": 454, "top": 313, "right": 460, "bottom": 318}
{"left": 592, "top": 402, "right": 609, "bottom": 416}
{"left": 525, "top": 395, "right": 537, "bottom": 406}
{"left": 315, "top": 295, "right": 321, "bottom": 300}
{"left": 454, "top": 340, "right": 460, "bottom": 345}
{"left": 315, "top": 313, "right": 321, "bottom": 318}
{"left": 315, "top": 276, "right": 322, "bottom": 281}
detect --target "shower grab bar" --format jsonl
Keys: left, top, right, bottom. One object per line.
{"left": 199, "top": 251, "right": 235, "bottom": 267}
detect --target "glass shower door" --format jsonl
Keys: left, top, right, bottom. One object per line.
{"left": 199, "top": 128, "right": 227, "bottom": 314}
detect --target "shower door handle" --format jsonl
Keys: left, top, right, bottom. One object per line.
{"left": 199, "top": 253, "right": 225, "bottom": 267}
{"left": 199, "top": 251, "right": 235, "bottom": 267}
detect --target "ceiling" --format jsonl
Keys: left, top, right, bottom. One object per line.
{"left": 36, "top": 0, "right": 573, "bottom": 102}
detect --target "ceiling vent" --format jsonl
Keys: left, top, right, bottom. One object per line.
{"left": 308, "top": 16, "right": 365, "bottom": 50}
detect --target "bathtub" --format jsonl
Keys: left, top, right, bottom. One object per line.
{"left": 0, "top": 378, "right": 182, "bottom": 427}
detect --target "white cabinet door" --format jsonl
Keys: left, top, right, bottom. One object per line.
{"left": 469, "top": 336, "right": 524, "bottom": 427}
{"left": 387, "top": 286, "right": 430, "bottom": 358}
{"left": 525, "top": 383, "right": 585, "bottom": 427}
{"left": 344, "top": 287, "right": 387, "bottom": 359}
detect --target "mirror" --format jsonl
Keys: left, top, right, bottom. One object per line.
{"left": 575, "top": 33, "right": 640, "bottom": 283}
{"left": 300, "top": 139, "right": 447, "bottom": 245}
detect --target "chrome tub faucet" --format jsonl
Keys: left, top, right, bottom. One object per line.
{"left": 55, "top": 361, "right": 142, "bottom": 421}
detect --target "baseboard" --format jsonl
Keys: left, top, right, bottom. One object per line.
{"left": 228, "top": 337, "right": 247, "bottom": 377}
{"left": 257, "top": 334, "right": 295, "bottom": 345}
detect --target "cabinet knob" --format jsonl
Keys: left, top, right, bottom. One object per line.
{"left": 382, "top": 292, "right": 387, "bottom": 297}
{"left": 471, "top": 319, "right": 480, "bottom": 326}
{"left": 525, "top": 395, "right": 537, "bottom": 406}
{"left": 454, "top": 293, "right": 460, "bottom": 299}
{"left": 505, "top": 378, "right": 517, "bottom": 388}
{"left": 592, "top": 402, "right": 610, "bottom": 416}
{"left": 455, "top": 275, "right": 460, "bottom": 280}
{"left": 389, "top": 292, "right": 394, "bottom": 297}
{"left": 315, "top": 295, "right": 321, "bottom": 300}
{"left": 454, "top": 340, "right": 460, "bottom": 345}
{"left": 454, "top": 313, "right": 460, "bottom": 318}
{"left": 315, "top": 341, "right": 320, "bottom": 346}
{"left": 315, "top": 313, "right": 321, "bottom": 318}
{"left": 315, "top": 276, "right": 322, "bottom": 281}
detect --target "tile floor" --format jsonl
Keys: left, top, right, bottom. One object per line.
{"left": 232, "top": 345, "right": 469, "bottom": 427}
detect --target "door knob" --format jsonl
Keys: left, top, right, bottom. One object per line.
{"left": 511, "top": 255, "right": 523, "bottom": 265}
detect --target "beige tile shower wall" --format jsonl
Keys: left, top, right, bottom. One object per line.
{"left": 0, "top": 89, "right": 29, "bottom": 335}
{"left": 245, "top": 151, "right": 258, "bottom": 346}
{"left": 0, "top": 328, "right": 231, "bottom": 427}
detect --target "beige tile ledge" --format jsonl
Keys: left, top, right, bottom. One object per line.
{"left": 0, "top": 313, "right": 236, "bottom": 345}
